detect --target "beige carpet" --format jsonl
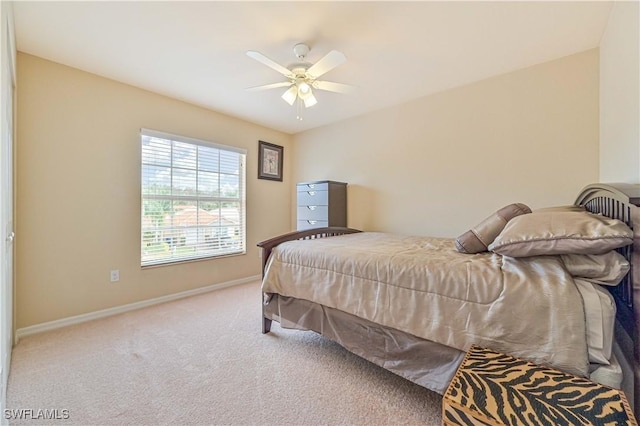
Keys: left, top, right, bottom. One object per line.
{"left": 7, "top": 281, "right": 443, "bottom": 425}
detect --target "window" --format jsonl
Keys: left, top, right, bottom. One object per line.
{"left": 141, "top": 129, "right": 246, "bottom": 267}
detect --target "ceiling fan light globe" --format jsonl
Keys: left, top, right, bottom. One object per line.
{"left": 298, "top": 82, "right": 311, "bottom": 95}
{"left": 281, "top": 86, "right": 298, "bottom": 105}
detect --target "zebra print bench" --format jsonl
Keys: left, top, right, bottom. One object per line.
{"left": 442, "top": 346, "right": 636, "bottom": 426}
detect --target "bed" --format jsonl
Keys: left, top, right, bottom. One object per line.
{"left": 258, "top": 183, "right": 640, "bottom": 418}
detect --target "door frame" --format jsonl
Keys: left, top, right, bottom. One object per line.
{"left": 0, "top": 1, "right": 16, "bottom": 419}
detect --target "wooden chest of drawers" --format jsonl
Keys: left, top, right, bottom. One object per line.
{"left": 297, "top": 181, "right": 347, "bottom": 231}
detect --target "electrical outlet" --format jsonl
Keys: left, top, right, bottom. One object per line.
{"left": 110, "top": 269, "right": 120, "bottom": 282}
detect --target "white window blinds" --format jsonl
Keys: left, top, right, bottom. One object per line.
{"left": 141, "top": 129, "right": 246, "bottom": 267}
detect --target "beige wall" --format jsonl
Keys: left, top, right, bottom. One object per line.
{"left": 16, "top": 53, "right": 292, "bottom": 329}
{"left": 599, "top": 1, "right": 639, "bottom": 182}
{"left": 15, "top": 47, "right": 604, "bottom": 327}
{"left": 293, "top": 49, "right": 600, "bottom": 237}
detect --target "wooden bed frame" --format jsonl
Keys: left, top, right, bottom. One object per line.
{"left": 258, "top": 183, "right": 640, "bottom": 416}
{"left": 258, "top": 227, "right": 361, "bottom": 334}
{"left": 575, "top": 183, "right": 640, "bottom": 414}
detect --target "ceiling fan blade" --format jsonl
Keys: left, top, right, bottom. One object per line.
{"left": 246, "top": 82, "right": 292, "bottom": 92}
{"left": 246, "top": 51, "right": 293, "bottom": 77}
{"left": 313, "top": 80, "right": 357, "bottom": 94}
{"left": 306, "top": 50, "right": 346, "bottom": 78}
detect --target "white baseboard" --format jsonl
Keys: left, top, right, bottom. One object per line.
{"left": 15, "top": 275, "right": 261, "bottom": 342}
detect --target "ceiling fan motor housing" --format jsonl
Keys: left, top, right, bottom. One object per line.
{"left": 289, "top": 64, "right": 311, "bottom": 78}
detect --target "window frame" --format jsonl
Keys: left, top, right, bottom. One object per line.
{"left": 140, "top": 128, "right": 247, "bottom": 268}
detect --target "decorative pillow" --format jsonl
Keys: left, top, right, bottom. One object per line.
{"left": 455, "top": 203, "right": 531, "bottom": 254}
{"left": 561, "top": 251, "right": 630, "bottom": 286}
{"left": 488, "top": 211, "right": 633, "bottom": 257}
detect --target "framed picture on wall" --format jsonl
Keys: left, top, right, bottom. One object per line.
{"left": 258, "top": 140, "right": 283, "bottom": 182}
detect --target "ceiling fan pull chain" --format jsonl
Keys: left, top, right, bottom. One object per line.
{"left": 296, "top": 98, "right": 303, "bottom": 121}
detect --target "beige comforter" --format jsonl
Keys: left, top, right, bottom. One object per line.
{"left": 262, "top": 232, "right": 589, "bottom": 377}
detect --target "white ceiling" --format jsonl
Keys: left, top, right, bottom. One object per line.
{"left": 13, "top": 1, "right": 613, "bottom": 135}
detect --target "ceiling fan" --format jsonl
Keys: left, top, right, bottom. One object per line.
{"left": 246, "top": 43, "right": 355, "bottom": 110}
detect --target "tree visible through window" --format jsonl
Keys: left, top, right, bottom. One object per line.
{"left": 141, "top": 129, "right": 246, "bottom": 266}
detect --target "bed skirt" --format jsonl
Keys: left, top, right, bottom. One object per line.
{"left": 263, "top": 293, "right": 465, "bottom": 394}
{"left": 263, "top": 294, "right": 624, "bottom": 394}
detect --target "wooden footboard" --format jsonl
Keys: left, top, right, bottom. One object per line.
{"left": 257, "top": 227, "right": 361, "bottom": 333}
{"left": 257, "top": 227, "right": 362, "bottom": 278}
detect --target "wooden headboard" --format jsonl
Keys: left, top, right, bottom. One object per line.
{"left": 575, "top": 183, "right": 640, "bottom": 414}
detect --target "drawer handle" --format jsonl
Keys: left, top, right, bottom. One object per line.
{"left": 307, "top": 220, "right": 317, "bottom": 225}
{"left": 307, "top": 184, "right": 315, "bottom": 189}
{"left": 307, "top": 191, "right": 316, "bottom": 196}
{"left": 307, "top": 206, "right": 317, "bottom": 211}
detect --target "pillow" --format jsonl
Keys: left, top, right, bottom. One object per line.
{"left": 561, "top": 251, "right": 630, "bottom": 286}
{"left": 573, "top": 279, "right": 616, "bottom": 364}
{"left": 455, "top": 203, "right": 531, "bottom": 254}
{"left": 488, "top": 211, "right": 633, "bottom": 257}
